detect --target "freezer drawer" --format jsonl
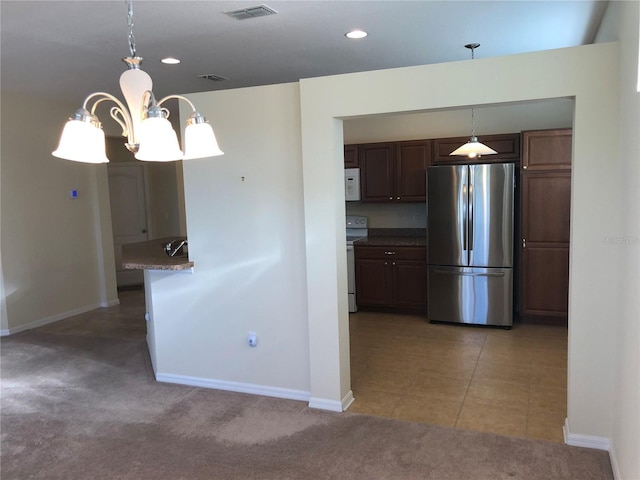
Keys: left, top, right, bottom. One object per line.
{"left": 427, "top": 266, "right": 513, "bottom": 327}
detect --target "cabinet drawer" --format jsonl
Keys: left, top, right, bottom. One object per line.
{"left": 355, "top": 245, "right": 426, "bottom": 261}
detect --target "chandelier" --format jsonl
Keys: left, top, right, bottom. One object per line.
{"left": 450, "top": 43, "right": 497, "bottom": 158}
{"left": 52, "top": 0, "right": 223, "bottom": 164}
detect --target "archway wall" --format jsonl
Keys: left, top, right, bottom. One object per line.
{"left": 300, "top": 42, "right": 621, "bottom": 438}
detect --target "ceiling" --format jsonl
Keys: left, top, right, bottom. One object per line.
{"left": 1, "top": 1, "right": 609, "bottom": 105}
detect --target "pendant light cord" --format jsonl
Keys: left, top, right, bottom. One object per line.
{"left": 465, "top": 43, "right": 480, "bottom": 138}
{"left": 470, "top": 107, "right": 476, "bottom": 138}
{"left": 126, "top": 0, "right": 136, "bottom": 57}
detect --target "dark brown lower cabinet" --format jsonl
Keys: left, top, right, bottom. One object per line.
{"left": 521, "top": 245, "right": 569, "bottom": 318}
{"left": 355, "top": 245, "right": 427, "bottom": 313}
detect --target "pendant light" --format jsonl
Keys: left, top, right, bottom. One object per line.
{"left": 52, "top": 0, "right": 223, "bottom": 163}
{"left": 450, "top": 43, "right": 497, "bottom": 159}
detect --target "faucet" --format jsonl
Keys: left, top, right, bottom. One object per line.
{"left": 164, "top": 239, "right": 188, "bottom": 257}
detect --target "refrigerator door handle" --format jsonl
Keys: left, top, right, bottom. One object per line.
{"left": 468, "top": 182, "right": 474, "bottom": 252}
{"left": 431, "top": 268, "right": 505, "bottom": 278}
{"left": 462, "top": 170, "right": 468, "bottom": 253}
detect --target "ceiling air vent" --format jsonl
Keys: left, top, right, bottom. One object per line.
{"left": 198, "top": 74, "right": 228, "bottom": 82}
{"left": 224, "top": 4, "right": 278, "bottom": 20}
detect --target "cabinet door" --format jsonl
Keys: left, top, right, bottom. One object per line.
{"left": 521, "top": 246, "right": 569, "bottom": 317}
{"left": 392, "top": 260, "right": 427, "bottom": 311}
{"left": 522, "top": 129, "right": 572, "bottom": 171}
{"left": 355, "top": 258, "right": 391, "bottom": 307}
{"left": 520, "top": 171, "right": 571, "bottom": 320}
{"left": 521, "top": 172, "right": 571, "bottom": 243}
{"left": 360, "top": 143, "right": 395, "bottom": 202}
{"left": 344, "top": 145, "right": 358, "bottom": 168}
{"left": 395, "top": 140, "right": 432, "bottom": 202}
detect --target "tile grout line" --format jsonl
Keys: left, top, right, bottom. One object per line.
{"left": 453, "top": 331, "right": 487, "bottom": 427}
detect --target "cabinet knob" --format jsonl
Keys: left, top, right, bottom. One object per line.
{"left": 396, "top": 196, "right": 400, "bottom": 200}
{"left": 389, "top": 196, "right": 393, "bottom": 200}
{"left": 392, "top": 262, "right": 396, "bottom": 266}
{"left": 522, "top": 238, "right": 527, "bottom": 249}
{"left": 523, "top": 165, "right": 528, "bottom": 170}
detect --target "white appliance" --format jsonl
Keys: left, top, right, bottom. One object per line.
{"left": 345, "top": 168, "right": 361, "bottom": 202}
{"left": 346, "top": 215, "right": 368, "bottom": 312}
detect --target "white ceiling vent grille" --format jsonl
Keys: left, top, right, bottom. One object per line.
{"left": 198, "top": 74, "right": 228, "bottom": 82}
{"left": 224, "top": 5, "right": 278, "bottom": 20}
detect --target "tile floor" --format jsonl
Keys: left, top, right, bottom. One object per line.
{"left": 347, "top": 311, "right": 568, "bottom": 443}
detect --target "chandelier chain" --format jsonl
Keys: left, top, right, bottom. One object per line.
{"left": 126, "top": 0, "right": 136, "bottom": 57}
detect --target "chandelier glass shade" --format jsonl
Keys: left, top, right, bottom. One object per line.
{"left": 450, "top": 43, "right": 497, "bottom": 159}
{"left": 52, "top": 1, "right": 223, "bottom": 164}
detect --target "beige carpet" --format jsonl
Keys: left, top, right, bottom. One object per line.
{"left": 1, "top": 296, "right": 613, "bottom": 479}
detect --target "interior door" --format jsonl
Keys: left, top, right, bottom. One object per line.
{"left": 108, "top": 164, "right": 149, "bottom": 287}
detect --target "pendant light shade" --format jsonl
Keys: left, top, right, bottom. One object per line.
{"left": 52, "top": 112, "right": 109, "bottom": 164}
{"left": 134, "top": 116, "right": 184, "bottom": 161}
{"left": 450, "top": 135, "right": 497, "bottom": 158}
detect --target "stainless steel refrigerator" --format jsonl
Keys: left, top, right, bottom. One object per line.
{"left": 427, "top": 163, "right": 515, "bottom": 327}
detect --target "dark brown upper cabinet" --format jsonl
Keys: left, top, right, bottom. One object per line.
{"left": 359, "top": 140, "right": 432, "bottom": 202}
{"left": 522, "top": 128, "right": 572, "bottom": 171}
{"left": 344, "top": 144, "right": 359, "bottom": 168}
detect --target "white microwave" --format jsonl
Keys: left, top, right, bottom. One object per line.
{"left": 345, "top": 168, "right": 361, "bottom": 201}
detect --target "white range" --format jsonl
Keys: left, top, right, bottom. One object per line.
{"left": 346, "top": 215, "right": 368, "bottom": 312}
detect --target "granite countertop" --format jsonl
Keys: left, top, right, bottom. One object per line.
{"left": 354, "top": 236, "right": 426, "bottom": 247}
{"left": 122, "top": 237, "right": 194, "bottom": 271}
{"left": 354, "top": 228, "right": 426, "bottom": 247}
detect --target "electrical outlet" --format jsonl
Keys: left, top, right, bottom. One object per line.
{"left": 248, "top": 331, "right": 257, "bottom": 347}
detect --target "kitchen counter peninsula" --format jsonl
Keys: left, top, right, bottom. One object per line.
{"left": 122, "top": 237, "right": 194, "bottom": 271}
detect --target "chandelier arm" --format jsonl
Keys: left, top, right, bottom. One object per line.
{"left": 82, "top": 92, "right": 135, "bottom": 146}
{"left": 109, "top": 107, "right": 130, "bottom": 137}
{"left": 156, "top": 94, "right": 197, "bottom": 112}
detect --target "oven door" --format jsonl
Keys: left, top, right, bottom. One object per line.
{"left": 347, "top": 243, "right": 357, "bottom": 312}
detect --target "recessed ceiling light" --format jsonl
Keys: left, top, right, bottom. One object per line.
{"left": 345, "top": 30, "right": 367, "bottom": 40}
{"left": 161, "top": 57, "right": 181, "bottom": 65}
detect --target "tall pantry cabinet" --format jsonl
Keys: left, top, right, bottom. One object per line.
{"left": 519, "top": 129, "right": 572, "bottom": 323}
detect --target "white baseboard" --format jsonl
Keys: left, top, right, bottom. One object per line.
{"left": 156, "top": 372, "right": 311, "bottom": 403}
{"left": 563, "top": 418, "right": 611, "bottom": 451}
{"left": 341, "top": 390, "right": 355, "bottom": 411}
{"left": 101, "top": 298, "right": 120, "bottom": 308}
{"left": 608, "top": 441, "right": 622, "bottom": 480}
{"left": 1, "top": 302, "right": 106, "bottom": 336}
{"left": 308, "top": 396, "right": 344, "bottom": 412}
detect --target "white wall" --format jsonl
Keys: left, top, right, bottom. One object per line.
{"left": 0, "top": 93, "right": 118, "bottom": 334}
{"left": 343, "top": 99, "right": 574, "bottom": 144}
{"left": 147, "top": 83, "right": 311, "bottom": 398}
{"left": 595, "top": 2, "right": 640, "bottom": 479}
{"left": 299, "top": 43, "right": 622, "bottom": 435}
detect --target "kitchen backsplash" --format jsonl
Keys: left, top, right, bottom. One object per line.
{"left": 345, "top": 202, "right": 426, "bottom": 228}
